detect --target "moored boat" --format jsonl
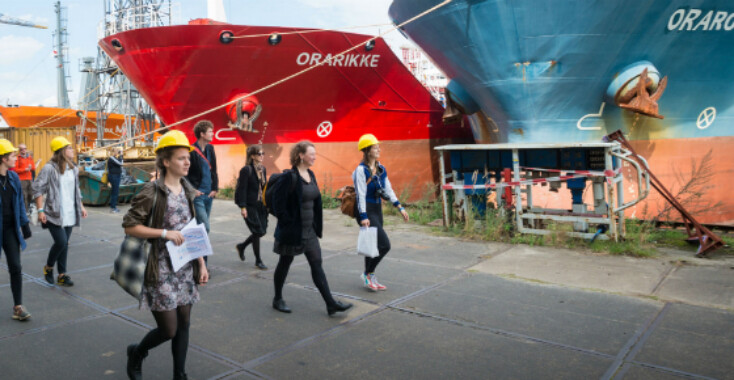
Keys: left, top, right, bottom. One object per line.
{"left": 98, "top": 20, "right": 474, "bottom": 198}
{"left": 389, "top": 0, "right": 734, "bottom": 225}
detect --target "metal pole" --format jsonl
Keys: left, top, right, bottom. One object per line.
{"left": 439, "top": 151, "right": 450, "bottom": 227}
{"left": 614, "top": 145, "right": 625, "bottom": 237}
{"left": 605, "top": 147, "right": 618, "bottom": 241}
{"left": 54, "top": 1, "right": 70, "bottom": 108}
{"left": 512, "top": 149, "right": 523, "bottom": 232}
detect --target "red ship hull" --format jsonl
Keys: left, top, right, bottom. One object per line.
{"left": 100, "top": 23, "right": 473, "bottom": 195}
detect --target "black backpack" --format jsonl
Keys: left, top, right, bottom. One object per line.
{"left": 263, "top": 169, "right": 298, "bottom": 216}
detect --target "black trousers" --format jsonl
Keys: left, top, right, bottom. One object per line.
{"left": 364, "top": 202, "right": 391, "bottom": 274}
{"left": 273, "top": 237, "right": 336, "bottom": 307}
{"left": 2, "top": 226, "right": 22, "bottom": 306}
{"left": 46, "top": 224, "right": 73, "bottom": 274}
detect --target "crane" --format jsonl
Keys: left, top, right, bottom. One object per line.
{"left": 0, "top": 13, "right": 48, "bottom": 29}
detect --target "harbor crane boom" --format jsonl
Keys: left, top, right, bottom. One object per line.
{"left": 0, "top": 13, "right": 47, "bottom": 29}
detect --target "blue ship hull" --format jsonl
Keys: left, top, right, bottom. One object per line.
{"left": 389, "top": 0, "right": 734, "bottom": 224}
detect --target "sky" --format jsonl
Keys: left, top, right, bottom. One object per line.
{"left": 0, "top": 0, "right": 411, "bottom": 125}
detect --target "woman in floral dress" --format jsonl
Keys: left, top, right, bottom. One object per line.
{"left": 122, "top": 130, "right": 209, "bottom": 380}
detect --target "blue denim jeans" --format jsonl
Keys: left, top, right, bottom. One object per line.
{"left": 47, "top": 224, "right": 73, "bottom": 274}
{"left": 108, "top": 174, "right": 121, "bottom": 209}
{"left": 193, "top": 194, "right": 213, "bottom": 233}
{"left": 193, "top": 195, "right": 213, "bottom": 264}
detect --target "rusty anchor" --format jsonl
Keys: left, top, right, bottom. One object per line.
{"left": 617, "top": 68, "right": 667, "bottom": 119}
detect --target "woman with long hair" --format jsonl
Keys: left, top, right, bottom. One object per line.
{"left": 33, "top": 136, "right": 88, "bottom": 287}
{"left": 122, "top": 130, "right": 209, "bottom": 380}
{"left": 234, "top": 144, "right": 268, "bottom": 269}
{"left": 271, "top": 141, "right": 352, "bottom": 316}
{"left": 0, "top": 139, "right": 32, "bottom": 320}
{"left": 353, "top": 134, "right": 409, "bottom": 291}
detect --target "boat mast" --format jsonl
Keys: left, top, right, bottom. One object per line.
{"left": 54, "top": 1, "right": 71, "bottom": 109}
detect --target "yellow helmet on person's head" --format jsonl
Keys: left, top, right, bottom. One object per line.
{"left": 155, "top": 130, "right": 193, "bottom": 153}
{"left": 0, "top": 139, "right": 18, "bottom": 156}
{"left": 50, "top": 136, "right": 72, "bottom": 152}
{"left": 358, "top": 133, "right": 379, "bottom": 151}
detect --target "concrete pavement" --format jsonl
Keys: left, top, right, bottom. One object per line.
{"left": 0, "top": 199, "right": 732, "bottom": 379}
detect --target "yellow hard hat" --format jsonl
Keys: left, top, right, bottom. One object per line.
{"left": 50, "top": 136, "right": 72, "bottom": 152}
{"left": 358, "top": 133, "right": 379, "bottom": 151}
{"left": 155, "top": 130, "right": 193, "bottom": 153}
{"left": 0, "top": 139, "right": 18, "bottom": 156}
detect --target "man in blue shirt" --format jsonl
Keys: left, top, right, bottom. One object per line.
{"left": 186, "top": 120, "right": 219, "bottom": 265}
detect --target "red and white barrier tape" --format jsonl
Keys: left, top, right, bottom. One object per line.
{"left": 442, "top": 167, "right": 622, "bottom": 191}
{"left": 442, "top": 173, "right": 590, "bottom": 190}
{"left": 520, "top": 166, "right": 620, "bottom": 178}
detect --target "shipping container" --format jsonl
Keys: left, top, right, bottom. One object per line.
{"left": 0, "top": 127, "right": 76, "bottom": 173}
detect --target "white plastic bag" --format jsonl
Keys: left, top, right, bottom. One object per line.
{"left": 357, "top": 227, "right": 379, "bottom": 258}
{"left": 29, "top": 204, "right": 38, "bottom": 226}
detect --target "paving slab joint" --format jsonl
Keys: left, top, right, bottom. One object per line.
{"left": 603, "top": 303, "right": 670, "bottom": 380}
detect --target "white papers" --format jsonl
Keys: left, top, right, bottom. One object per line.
{"left": 167, "top": 219, "right": 213, "bottom": 272}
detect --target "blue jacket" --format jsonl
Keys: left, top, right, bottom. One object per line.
{"left": 352, "top": 162, "right": 401, "bottom": 222}
{"left": 0, "top": 170, "right": 29, "bottom": 251}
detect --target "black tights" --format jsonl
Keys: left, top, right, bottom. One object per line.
{"left": 273, "top": 244, "right": 336, "bottom": 307}
{"left": 242, "top": 234, "right": 263, "bottom": 263}
{"left": 363, "top": 202, "right": 391, "bottom": 274}
{"left": 136, "top": 304, "right": 192, "bottom": 375}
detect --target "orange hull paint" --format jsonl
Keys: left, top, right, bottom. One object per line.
{"left": 0, "top": 105, "right": 155, "bottom": 148}
{"left": 214, "top": 139, "right": 459, "bottom": 202}
{"left": 624, "top": 137, "right": 734, "bottom": 226}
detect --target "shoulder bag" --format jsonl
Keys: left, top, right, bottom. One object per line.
{"left": 111, "top": 184, "right": 158, "bottom": 298}
{"left": 101, "top": 159, "right": 109, "bottom": 184}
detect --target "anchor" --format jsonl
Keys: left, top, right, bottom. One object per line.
{"left": 226, "top": 95, "right": 261, "bottom": 133}
{"left": 617, "top": 68, "right": 667, "bottom": 119}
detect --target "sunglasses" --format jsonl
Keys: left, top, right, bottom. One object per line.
{"left": 256, "top": 152, "right": 264, "bottom": 156}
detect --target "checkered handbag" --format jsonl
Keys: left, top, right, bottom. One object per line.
{"left": 111, "top": 186, "right": 157, "bottom": 298}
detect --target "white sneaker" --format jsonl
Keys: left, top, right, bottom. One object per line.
{"left": 361, "top": 273, "right": 378, "bottom": 292}
{"left": 369, "top": 273, "right": 387, "bottom": 291}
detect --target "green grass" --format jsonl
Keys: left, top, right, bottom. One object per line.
{"left": 217, "top": 186, "right": 234, "bottom": 200}
{"left": 325, "top": 180, "right": 733, "bottom": 258}
{"left": 320, "top": 173, "right": 341, "bottom": 209}
{"left": 382, "top": 197, "right": 710, "bottom": 257}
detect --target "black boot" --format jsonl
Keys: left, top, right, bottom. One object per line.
{"left": 236, "top": 243, "right": 246, "bottom": 261}
{"left": 327, "top": 300, "right": 353, "bottom": 316}
{"left": 173, "top": 372, "right": 188, "bottom": 380}
{"left": 126, "top": 344, "right": 147, "bottom": 380}
{"left": 272, "top": 298, "right": 291, "bottom": 313}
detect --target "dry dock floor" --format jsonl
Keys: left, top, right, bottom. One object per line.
{"left": 1, "top": 200, "right": 733, "bottom": 379}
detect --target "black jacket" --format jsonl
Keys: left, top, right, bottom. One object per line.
{"left": 234, "top": 164, "right": 267, "bottom": 208}
{"left": 107, "top": 155, "right": 123, "bottom": 176}
{"left": 186, "top": 141, "right": 219, "bottom": 191}
{"left": 272, "top": 168, "right": 322, "bottom": 246}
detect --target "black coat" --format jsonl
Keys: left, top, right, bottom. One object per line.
{"left": 272, "top": 168, "right": 322, "bottom": 246}
{"left": 234, "top": 164, "right": 267, "bottom": 208}
{"left": 186, "top": 141, "right": 219, "bottom": 191}
{"left": 107, "top": 155, "right": 123, "bottom": 176}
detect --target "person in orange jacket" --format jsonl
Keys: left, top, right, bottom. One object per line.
{"left": 11, "top": 144, "right": 35, "bottom": 212}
